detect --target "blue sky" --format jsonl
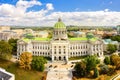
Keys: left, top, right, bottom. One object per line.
{"left": 0, "top": 0, "right": 119, "bottom": 11}
{"left": 0, "top": 0, "right": 120, "bottom": 26}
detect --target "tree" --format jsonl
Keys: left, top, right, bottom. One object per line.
{"left": 107, "top": 44, "right": 117, "bottom": 54}
{"left": 93, "top": 68, "right": 99, "bottom": 78}
{"left": 74, "top": 61, "right": 86, "bottom": 77}
{"left": 0, "top": 40, "right": 12, "bottom": 59}
{"left": 47, "top": 31, "right": 52, "bottom": 38}
{"left": 86, "top": 32, "right": 94, "bottom": 39}
{"left": 111, "top": 35, "right": 120, "bottom": 42}
{"left": 110, "top": 54, "right": 120, "bottom": 69}
{"left": 99, "top": 64, "right": 109, "bottom": 74}
{"left": 8, "top": 38, "right": 18, "bottom": 55}
{"left": 104, "top": 56, "right": 111, "bottom": 65}
{"left": 19, "top": 52, "right": 32, "bottom": 70}
{"left": 31, "top": 56, "right": 47, "bottom": 72}
{"left": 85, "top": 55, "right": 98, "bottom": 72}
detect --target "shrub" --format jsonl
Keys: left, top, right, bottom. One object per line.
{"left": 74, "top": 61, "right": 86, "bottom": 77}
{"left": 31, "top": 56, "right": 47, "bottom": 72}
{"left": 93, "top": 68, "right": 99, "bottom": 78}
{"left": 104, "top": 56, "right": 110, "bottom": 65}
{"left": 99, "top": 64, "right": 109, "bottom": 74}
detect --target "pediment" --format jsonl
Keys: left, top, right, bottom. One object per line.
{"left": 17, "top": 39, "right": 27, "bottom": 44}
{"left": 94, "top": 40, "right": 102, "bottom": 44}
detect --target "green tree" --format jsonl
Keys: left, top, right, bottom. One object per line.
{"left": 31, "top": 56, "right": 47, "bottom": 72}
{"left": 85, "top": 55, "right": 98, "bottom": 72}
{"left": 0, "top": 40, "right": 12, "bottom": 59}
{"left": 47, "top": 31, "right": 52, "bottom": 38}
{"left": 107, "top": 44, "right": 117, "bottom": 54}
{"left": 104, "top": 56, "right": 111, "bottom": 65}
{"left": 86, "top": 32, "right": 94, "bottom": 39}
{"left": 99, "top": 64, "right": 109, "bottom": 74}
{"left": 8, "top": 38, "right": 18, "bottom": 55}
{"left": 19, "top": 52, "right": 32, "bottom": 70}
{"left": 111, "top": 35, "right": 120, "bottom": 42}
{"left": 74, "top": 61, "right": 86, "bottom": 77}
{"left": 93, "top": 68, "right": 99, "bottom": 78}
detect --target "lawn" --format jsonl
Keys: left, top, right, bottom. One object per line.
{"left": 0, "top": 58, "right": 46, "bottom": 80}
{"left": 69, "top": 56, "right": 87, "bottom": 60}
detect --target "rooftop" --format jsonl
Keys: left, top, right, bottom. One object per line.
{"left": 23, "top": 37, "right": 51, "bottom": 42}
{"left": 103, "top": 39, "right": 118, "bottom": 44}
{"left": 0, "top": 68, "right": 14, "bottom": 80}
{"left": 69, "top": 37, "right": 98, "bottom": 41}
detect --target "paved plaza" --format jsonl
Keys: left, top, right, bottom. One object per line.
{"left": 46, "top": 62, "right": 74, "bottom": 80}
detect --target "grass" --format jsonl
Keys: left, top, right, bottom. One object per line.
{"left": 69, "top": 56, "right": 87, "bottom": 60}
{"left": 0, "top": 58, "right": 46, "bottom": 80}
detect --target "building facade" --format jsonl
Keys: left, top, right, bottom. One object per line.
{"left": 0, "top": 30, "right": 18, "bottom": 41}
{"left": 17, "top": 19, "right": 103, "bottom": 62}
{"left": 0, "top": 26, "right": 10, "bottom": 32}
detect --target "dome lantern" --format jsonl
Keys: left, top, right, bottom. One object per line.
{"left": 54, "top": 18, "right": 66, "bottom": 28}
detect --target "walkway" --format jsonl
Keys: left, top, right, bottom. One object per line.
{"left": 46, "top": 62, "right": 74, "bottom": 80}
{"left": 110, "top": 74, "right": 120, "bottom": 80}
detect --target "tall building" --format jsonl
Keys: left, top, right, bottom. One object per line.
{"left": 17, "top": 19, "right": 103, "bottom": 62}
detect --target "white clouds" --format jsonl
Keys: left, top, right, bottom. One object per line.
{"left": 45, "top": 11, "right": 120, "bottom": 26}
{"left": 0, "top": 4, "right": 14, "bottom": 16}
{"left": 0, "top": 0, "right": 42, "bottom": 18}
{"left": 46, "top": 3, "right": 54, "bottom": 10}
{"left": 0, "top": 0, "right": 120, "bottom": 26}
{"left": 16, "top": 0, "right": 42, "bottom": 11}
{"left": 104, "top": 9, "right": 109, "bottom": 12}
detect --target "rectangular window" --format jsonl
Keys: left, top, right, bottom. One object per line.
{"left": 59, "top": 46, "right": 61, "bottom": 48}
{"left": 59, "top": 52, "right": 61, "bottom": 54}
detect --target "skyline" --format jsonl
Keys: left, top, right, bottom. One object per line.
{"left": 0, "top": 0, "right": 120, "bottom": 26}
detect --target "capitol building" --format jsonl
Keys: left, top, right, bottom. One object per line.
{"left": 17, "top": 19, "right": 103, "bottom": 62}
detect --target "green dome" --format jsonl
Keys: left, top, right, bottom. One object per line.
{"left": 54, "top": 18, "right": 66, "bottom": 28}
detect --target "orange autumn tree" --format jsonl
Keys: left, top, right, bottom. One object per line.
{"left": 19, "top": 52, "right": 32, "bottom": 70}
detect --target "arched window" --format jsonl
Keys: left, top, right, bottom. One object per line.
{"left": 64, "top": 56, "right": 66, "bottom": 60}
{"left": 59, "top": 56, "right": 61, "bottom": 60}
